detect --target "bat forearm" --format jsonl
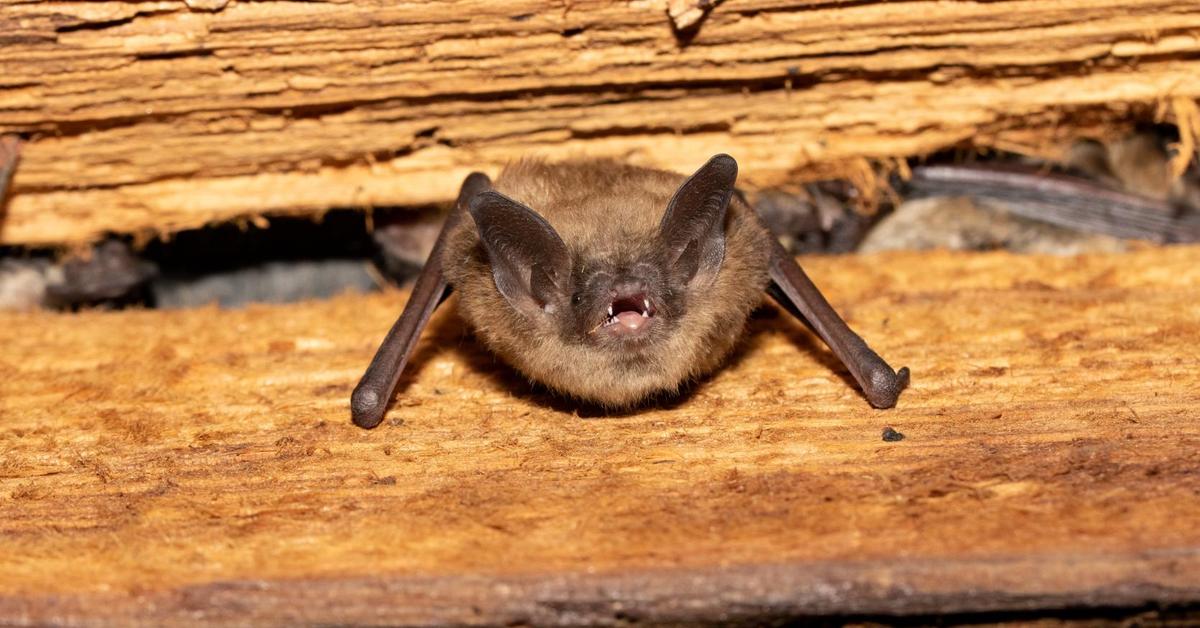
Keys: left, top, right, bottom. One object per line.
{"left": 351, "top": 172, "right": 491, "bottom": 428}
{"left": 765, "top": 238, "right": 909, "bottom": 409}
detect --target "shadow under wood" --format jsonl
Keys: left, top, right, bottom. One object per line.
{"left": 743, "top": 302, "right": 861, "bottom": 394}
{"left": 373, "top": 295, "right": 705, "bottom": 420}
{"left": 427, "top": 315, "right": 701, "bottom": 420}
{"left": 374, "top": 296, "right": 859, "bottom": 422}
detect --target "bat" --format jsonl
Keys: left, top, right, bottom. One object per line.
{"left": 351, "top": 154, "right": 909, "bottom": 428}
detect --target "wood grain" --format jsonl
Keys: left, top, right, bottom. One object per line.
{"left": 1, "top": 246, "right": 1199, "bottom": 624}
{"left": 2, "top": 0, "right": 1199, "bottom": 245}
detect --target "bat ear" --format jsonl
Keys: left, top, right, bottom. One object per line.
{"left": 468, "top": 191, "right": 572, "bottom": 316}
{"left": 658, "top": 154, "right": 736, "bottom": 285}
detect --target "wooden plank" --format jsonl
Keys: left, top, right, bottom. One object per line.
{"left": 1, "top": 246, "right": 1199, "bottom": 624}
{"left": 2, "top": 0, "right": 1199, "bottom": 245}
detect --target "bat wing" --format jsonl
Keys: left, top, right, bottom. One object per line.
{"left": 351, "top": 172, "right": 492, "bottom": 428}
{"left": 764, "top": 237, "right": 909, "bottom": 408}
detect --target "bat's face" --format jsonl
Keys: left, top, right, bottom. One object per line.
{"left": 467, "top": 154, "right": 736, "bottom": 348}
{"left": 571, "top": 257, "right": 669, "bottom": 342}
{"left": 557, "top": 248, "right": 684, "bottom": 362}
{"left": 455, "top": 155, "right": 771, "bottom": 407}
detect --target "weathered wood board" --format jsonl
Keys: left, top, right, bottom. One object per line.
{"left": 1, "top": 246, "right": 1199, "bottom": 625}
{"left": 2, "top": 0, "right": 1200, "bottom": 245}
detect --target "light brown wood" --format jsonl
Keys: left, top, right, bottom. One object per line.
{"left": 2, "top": 0, "right": 1199, "bottom": 245}
{"left": 1, "top": 246, "right": 1199, "bottom": 624}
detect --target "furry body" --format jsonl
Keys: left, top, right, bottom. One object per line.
{"left": 443, "top": 159, "right": 772, "bottom": 407}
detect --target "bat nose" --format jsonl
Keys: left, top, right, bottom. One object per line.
{"left": 610, "top": 280, "right": 647, "bottom": 298}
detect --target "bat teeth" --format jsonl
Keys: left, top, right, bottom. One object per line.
{"left": 603, "top": 293, "right": 655, "bottom": 329}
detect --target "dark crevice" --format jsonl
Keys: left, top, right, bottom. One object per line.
{"left": 53, "top": 16, "right": 139, "bottom": 33}
{"left": 729, "top": 0, "right": 1024, "bottom": 17}
{"left": 727, "top": 0, "right": 946, "bottom": 26}
{"left": 791, "top": 601, "right": 1200, "bottom": 627}
{"left": 508, "top": 596, "right": 1200, "bottom": 626}
{"left": 51, "top": 7, "right": 178, "bottom": 34}
{"left": 141, "top": 211, "right": 376, "bottom": 270}
{"left": 0, "top": 207, "right": 443, "bottom": 310}
{"left": 135, "top": 48, "right": 215, "bottom": 61}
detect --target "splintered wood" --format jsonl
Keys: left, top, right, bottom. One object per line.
{"left": 2, "top": 1, "right": 1200, "bottom": 245}
{"left": 2, "top": 247, "right": 1199, "bottom": 625}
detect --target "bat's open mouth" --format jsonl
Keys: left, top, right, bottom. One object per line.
{"left": 601, "top": 291, "right": 656, "bottom": 335}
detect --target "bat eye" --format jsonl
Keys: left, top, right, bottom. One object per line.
{"left": 571, "top": 292, "right": 583, "bottom": 305}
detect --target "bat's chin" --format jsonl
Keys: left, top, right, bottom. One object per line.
{"left": 597, "top": 291, "right": 656, "bottom": 340}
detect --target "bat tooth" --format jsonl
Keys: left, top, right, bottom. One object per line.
{"left": 607, "top": 305, "right": 614, "bottom": 316}
{"left": 643, "top": 298, "right": 650, "bottom": 313}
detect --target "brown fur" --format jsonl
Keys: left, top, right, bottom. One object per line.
{"left": 443, "top": 158, "right": 772, "bottom": 407}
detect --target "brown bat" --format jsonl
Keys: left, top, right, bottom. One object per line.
{"left": 351, "top": 155, "right": 909, "bottom": 428}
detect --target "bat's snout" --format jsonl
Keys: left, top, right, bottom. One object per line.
{"left": 597, "top": 284, "right": 657, "bottom": 338}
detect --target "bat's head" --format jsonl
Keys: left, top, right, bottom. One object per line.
{"left": 459, "top": 154, "right": 769, "bottom": 407}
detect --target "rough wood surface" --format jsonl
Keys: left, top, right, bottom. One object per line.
{"left": 2, "top": 246, "right": 1199, "bottom": 625}
{"left": 2, "top": 1, "right": 1200, "bottom": 245}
